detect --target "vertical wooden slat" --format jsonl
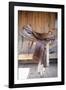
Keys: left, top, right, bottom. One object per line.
{"left": 41, "top": 12, "right": 45, "bottom": 33}
{"left": 27, "top": 11, "right": 33, "bottom": 27}
{"left": 49, "top": 13, "right": 56, "bottom": 31}
{"left": 21, "top": 11, "right": 28, "bottom": 29}
{"left": 35, "top": 12, "right": 39, "bottom": 32}
{"left": 44, "top": 12, "right": 49, "bottom": 33}
{"left": 18, "top": 11, "right": 22, "bottom": 30}
{"left": 38, "top": 12, "right": 42, "bottom": 33}
{"left": 32, "top": 12, "right": 36, "bottom": 32}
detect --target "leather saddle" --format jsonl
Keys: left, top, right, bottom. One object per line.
{"left": 19, "top": 24, "right": 55, "bottom": 63}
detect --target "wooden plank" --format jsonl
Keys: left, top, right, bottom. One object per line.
{"left": 18, "top": 54, "right": 33, "bottom": 60}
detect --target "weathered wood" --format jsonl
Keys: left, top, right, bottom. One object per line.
{"left": 18, "top": 11, "right": 56, "bottom": 34}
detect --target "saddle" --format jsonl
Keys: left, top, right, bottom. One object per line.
{"left": 19, "top": 24, "right": 55, "bottom": 62}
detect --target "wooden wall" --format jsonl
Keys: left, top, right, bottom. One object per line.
{"left": 18, "top": 11, "right": 57, "bottom": 33}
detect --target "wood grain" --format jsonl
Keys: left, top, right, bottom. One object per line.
{"left": 18, "top": 11, "right": 57, "bottom": 34}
